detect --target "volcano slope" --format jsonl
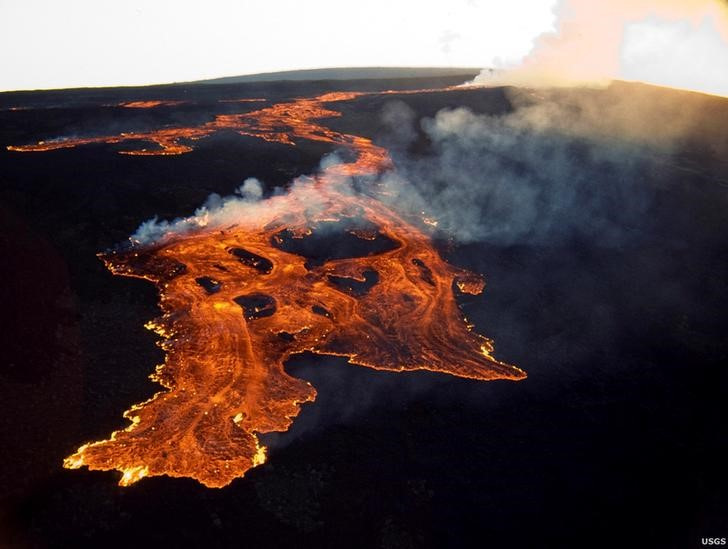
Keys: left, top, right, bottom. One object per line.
{"left": 0, "top": 72, "right": 726, "bottom": 547}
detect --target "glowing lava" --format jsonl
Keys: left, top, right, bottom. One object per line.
{"left": 6, "top": 91, "right": 375, "bottom": 155}
{"left": 15, "top": 88, "right": 525, "bottom": 487}
{"left": 117, "top": 100, "right": 188, "bottom": 108}
{"left": 6, "top": 89, "right": 459, "bottom": 156}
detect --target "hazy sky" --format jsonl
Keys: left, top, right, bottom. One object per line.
{"left": 0, "top": 0, "right": 559, "bottom": 91}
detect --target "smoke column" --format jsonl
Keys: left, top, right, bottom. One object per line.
{"left": 474, "top": 0, "right": 728, "bottom": 97}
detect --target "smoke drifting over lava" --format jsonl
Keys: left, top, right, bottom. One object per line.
{"left": 474, "top": 0, "right": 728, "bottom": 97}
{"left": 376, "top": 82, "right": 728, "bottom": 247}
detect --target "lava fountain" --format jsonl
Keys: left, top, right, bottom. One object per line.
{"left": 10, "top": 89, "right": 526, "bottom": 487}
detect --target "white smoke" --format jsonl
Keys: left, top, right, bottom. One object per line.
{"left": 473, "top": 0, "right": 728, "bottom": 97}
{"left": 128, "top": 154, "right": 354, "bottom": 246}
{"left": 130, "top": 177, "right": 268, "bottom": 245}
{"left": 236, "top": 177, "right": 264, "bottom": 201}
{"left": 129, "top": 74, "right": 726, "bottom": 251}
{"left": 372, "top": 80, "right": 728, "bottom": 247}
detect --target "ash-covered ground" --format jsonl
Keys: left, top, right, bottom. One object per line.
{"left": 1, "top": 71, "right": 727, "bottom": 548}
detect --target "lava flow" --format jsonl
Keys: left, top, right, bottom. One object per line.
{"left": 15, "top": 89, "right": 525, "bottom": 487}
{"left": 117, "top": 100, "right": 188, "bottom": 108}
{"left": 6, "top": 91, "right": 373, "bottom": 155}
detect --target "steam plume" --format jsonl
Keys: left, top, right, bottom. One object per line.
{"left": 474, "top": 0, "right": 728, "bottom": 97}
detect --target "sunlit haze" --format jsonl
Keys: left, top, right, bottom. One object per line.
{"left": 0, "top": 0, "right": 557, "bottom": 91}
{"left": 475, "top": 0, "right": 728, "bottom": 97}
{"left": 3, "top": 0, "right": 728, "bottom": 96}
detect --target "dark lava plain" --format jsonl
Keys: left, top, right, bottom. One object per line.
{"left": 1, "top": 72, "right": 727, "bottom": 548}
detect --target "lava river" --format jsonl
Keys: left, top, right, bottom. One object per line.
{"left": 10, "top": 89, "right": 526, "bottom": 487}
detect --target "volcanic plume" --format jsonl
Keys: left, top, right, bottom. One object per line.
{"left": 11, "top": 89, "right": 525, "bottom": 487}
{"left": 475, "top": 0, "right": 728, "bottom": 98}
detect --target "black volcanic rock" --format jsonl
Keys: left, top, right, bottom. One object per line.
{"left": 0, "top": 74, "right": 726, "bottom": 548}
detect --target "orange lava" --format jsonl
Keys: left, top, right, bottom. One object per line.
{"left": 7, "top": 92, "right": 371, "bottom": 155}
{"left": 27, "top": 87, "right": 525, "bottom": 487}
{"left": 6, "top": 88, "right": 459, "bottom": 156}
{"left": 218, "top": 98, "right": 267, "bottom": 103}
{"left": 118, "top": 100, "right": 188, "bottom": 108}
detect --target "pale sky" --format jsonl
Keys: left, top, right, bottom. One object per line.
{"left": 0, "top": 0, "right": 559, "bottom": 91}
